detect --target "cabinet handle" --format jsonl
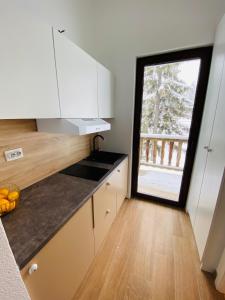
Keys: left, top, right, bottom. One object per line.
{"left": 106, "top": 209, "right": 111, "bottom": 214}
{"left": 204, "top": 146, "right": 209, "bottom": 150}
{"left": 28, "top": 263, "right": 38, "bottom": 275}
{"left": 106, "top": 182, "right": 110, "bottom": 186}
{"left": 117, "top": 169, "right": 121, "bottom": 173}
{"left": 208, "top": 148, "right": 213, "bottom": 152}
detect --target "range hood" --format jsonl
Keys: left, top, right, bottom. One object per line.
{"left": 36, "top": 118, "right": 111, "bottom": 135}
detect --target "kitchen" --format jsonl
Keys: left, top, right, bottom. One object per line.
{"left": 1, "top": 1, "right": 225, "bottom": 299}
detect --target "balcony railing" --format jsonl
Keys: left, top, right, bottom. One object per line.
{"left": 139, "top": 133, "right": 188, "bottom": 170}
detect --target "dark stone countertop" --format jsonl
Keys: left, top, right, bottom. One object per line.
{"left": 2, "top": 153, "right": 127, "bottom": 270}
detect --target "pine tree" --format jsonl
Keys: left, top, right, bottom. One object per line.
{"left": 141, "top": 62, "right": 194, "bottom": 135}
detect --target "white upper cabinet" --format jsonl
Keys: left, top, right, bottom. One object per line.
{"left": 53, "top": 30, "right": 98, "bottom": 118}
{"left": 97, "top": 63, "right": 114, "bottom": 118}
{"left": 0, "top": 8, "right": 114, "bottom": 120}
{"left": 0, "top": 9, "right": 60, "bottom": 119}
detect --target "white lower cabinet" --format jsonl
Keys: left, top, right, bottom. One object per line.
{"left": 21, "top": 158, "right": 128, "bottom": 299}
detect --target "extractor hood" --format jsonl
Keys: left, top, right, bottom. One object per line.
{"left": 36, "top": 118, "right": 111, "bottom": 135}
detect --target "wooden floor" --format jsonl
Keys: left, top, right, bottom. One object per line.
{"left": 74, "top": 199, "right": 224, "bottom": 300}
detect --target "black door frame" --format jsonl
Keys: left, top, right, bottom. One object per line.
{"left": 131, "top": 46, "right": 213, "bottom": 208}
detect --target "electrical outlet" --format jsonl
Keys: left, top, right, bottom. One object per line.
{"left": 4, "top": 148, "right": 24, "bottom": 162}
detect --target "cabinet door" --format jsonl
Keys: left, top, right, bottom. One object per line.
{"left": 187, "top": 15, "right": 225, "bottom": 226}
{"left": 97, "top": 63, "right": 114, "bottom": 118}
{"left": 194, "top": 58, "right": 225, "bottom": 259}
{"left": 93, "top": 180, "right": 117, "bottom": 253}
{"left": 114, "top": 158, "right": 128, "bottom": 212}
{"left": 0, "top": 9, "right": 60, "bottom": 119}
{"left": 21, "top": 199, "right": 94, "bottom": 300}
{"left": 53, "top": 30, "right": 98, "bottom": 118}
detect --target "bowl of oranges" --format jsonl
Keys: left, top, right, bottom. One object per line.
{"left": 0, "top": 184, "right": 20, "bottom": 216}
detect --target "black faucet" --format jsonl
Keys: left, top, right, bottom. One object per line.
{"left": 93, "top": 134, "right": 104, "bottom": 152}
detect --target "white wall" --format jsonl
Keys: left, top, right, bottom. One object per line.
{"left": 11, "top": 0, "right": 95, "bottom": 55}
{"left": 0, "top": 220, "right": 30, "bottom": 300}
{"left": 91, "top": 0, "right": 225, "bottom": 195}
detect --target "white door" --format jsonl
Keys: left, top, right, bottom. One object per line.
{"left": 194, "top": 50, "right": 225, "bottom": 259}
{"left": 97, "top": 63, "right": 114, "bottom": 118}
{"left": 187, "top": 15, "right": 225, "bottom": 226}
{"left": 53, "top": 30, "right": 98, "bottom": 118}
{"left": 0, "top": 9, "right": 60, "bottom": 119}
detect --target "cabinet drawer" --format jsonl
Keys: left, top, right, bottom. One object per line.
{"left": 93, "top": 180, "right": 117, "bottom": 253}
{"left": 21, "top": 199, "right": 94, "bottom": 300}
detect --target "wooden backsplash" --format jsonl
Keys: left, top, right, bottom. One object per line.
{"left": 0, "top": 120, "right": 92, "bottom": 189}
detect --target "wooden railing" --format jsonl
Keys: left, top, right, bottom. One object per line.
{"left": 139, "top": 133, "right": 188, "bottom": 170}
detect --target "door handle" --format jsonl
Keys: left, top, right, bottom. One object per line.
{"left": 204, "top": 146, "right": 212, "bottom": 152}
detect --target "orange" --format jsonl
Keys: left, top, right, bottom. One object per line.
{"left": 0, "top": 199, "right": 10, "bottom": 213}
{"left": 8, "top": 191, "right": 19, "bottom": 201}
{"left": 0, "top": 199, "right": 9, "bottom": 205}
{"left": 0, "top": 188, "right": 9, "bottom": 197}
{"left": 9, "top": 201, "right": 16, "bottom": 211}
{"left": 0, "top": 194, "right": 6, "bottom": 199}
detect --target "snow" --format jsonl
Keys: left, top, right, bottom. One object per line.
{"left": 138, "top": 165, "right": 182, "bottom": 202}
